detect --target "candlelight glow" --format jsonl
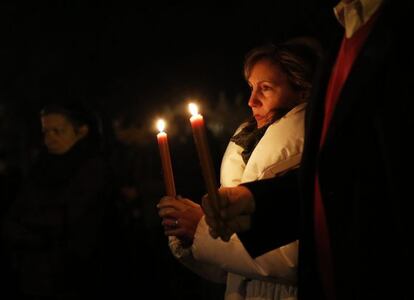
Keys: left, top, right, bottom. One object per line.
{"left": 188, "top": 103, "right": 199, "bottom": 116}
{"left": 156, "top": 119, "right": 166, "bottom": 132}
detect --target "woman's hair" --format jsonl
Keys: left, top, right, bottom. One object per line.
{"left": 243, "top": 36, "right": 323, "bottom": 103}
{"left": 40, "top": 103, "right": 93, "bottom": 130}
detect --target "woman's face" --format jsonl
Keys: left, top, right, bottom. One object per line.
{"left": 247, "top": 59, "right": 299, "bottom": 128}
{"left": 41, "top": 113, "right": 87, "bottom": 155}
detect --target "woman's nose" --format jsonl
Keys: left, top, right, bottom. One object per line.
{"left": 248, "top": 92, "right": 261, "bottom": 108}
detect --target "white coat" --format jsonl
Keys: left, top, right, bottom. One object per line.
{"left": 169, "top": 103, "right": 306, "bottom": 300}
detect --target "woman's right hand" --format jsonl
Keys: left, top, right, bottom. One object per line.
{"left": 157, "top": 196, "right": 204, "bottom": 247}
{"left": 202, "top": 186, "right": 255, "bottom": 241}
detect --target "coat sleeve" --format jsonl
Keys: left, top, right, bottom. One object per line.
{"left": 237, "top": 169, "right": 300, "bottom": 258}
{"left": 168, "top": 236, "right": 227, "bottom": 283}
{"left": 191, "top": 217, "right": 297, "bottom": 283}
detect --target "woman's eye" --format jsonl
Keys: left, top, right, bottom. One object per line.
{"left": 55, "top": 128, "right": 65, "bottom": 135}
{"left": 261, "top": 85, "right": 271, "bottom": 91}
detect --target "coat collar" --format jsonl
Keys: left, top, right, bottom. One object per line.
{"left": 334, "top": 0, "right": 383, "bottom": 38}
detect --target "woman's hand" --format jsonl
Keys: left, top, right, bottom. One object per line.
{"left": 202, "top": 186, "right": 255, "bottom": 241}
{"left": 157, "top": 196, "right": 204, "bottom": 247}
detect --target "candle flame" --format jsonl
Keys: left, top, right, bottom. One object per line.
{"left": 156, "top": 119, "right": 166, "bottom": 132}
{"left": 188, "top": 103, "right": 199, "bottom": 116}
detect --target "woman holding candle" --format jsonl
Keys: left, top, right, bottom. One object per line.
{"left": 158, "top": 37, "right": 322, "bottom": 300}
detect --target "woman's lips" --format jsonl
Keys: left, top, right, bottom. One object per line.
{"left": 254, "top": 114, "right": 264, "bottom": 122}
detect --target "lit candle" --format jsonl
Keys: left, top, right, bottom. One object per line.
{"left": 156, "top": 119, "right": 176, "bottom": 196}
{"left": 188, "top": 103, "right": 220, "bottom": 212}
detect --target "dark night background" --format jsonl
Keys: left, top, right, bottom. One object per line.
{"left": 0, "top": 0, "right": 337, "bottom": 299}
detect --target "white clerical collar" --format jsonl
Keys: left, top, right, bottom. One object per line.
{"left": 334, "top": 0, "right": 383, "bottom": 38}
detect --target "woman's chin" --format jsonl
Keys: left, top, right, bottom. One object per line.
{"left": 256, "top": 121, "right": 266, "bottom": 128}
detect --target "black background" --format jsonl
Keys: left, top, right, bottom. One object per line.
{"left": 0, "top": 1, "right": 339, "bottom": 299}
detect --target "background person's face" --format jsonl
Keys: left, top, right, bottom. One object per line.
{"left": 247, "top": 59, "right": 299, "bottom": 128}
{"left": 41, "top": 113, "right": 84, "bottom": 155}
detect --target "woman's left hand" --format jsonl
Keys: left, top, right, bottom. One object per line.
{"left": 157, "top": 196, "right": 204, "bottom": 246}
